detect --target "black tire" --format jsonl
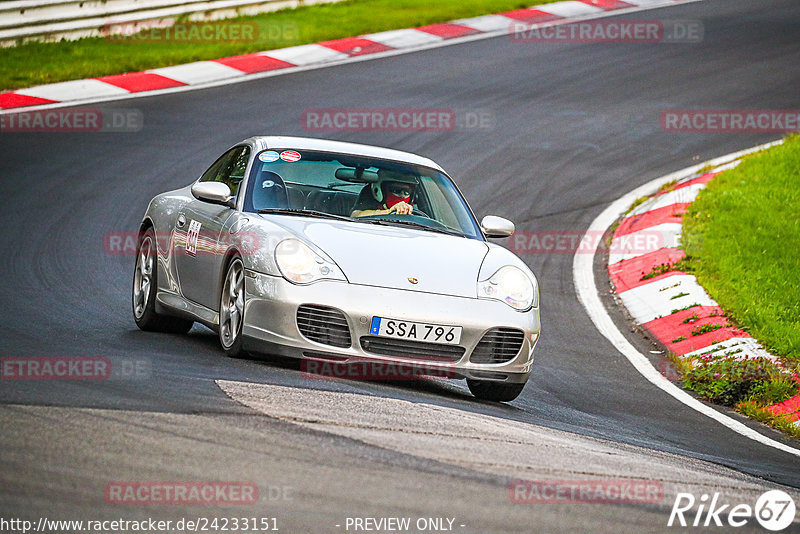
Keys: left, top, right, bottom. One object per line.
{"left": 219, "top": 255, "right": 247, "bottom": 358}
{"left": 132, "top": 227, "right": 194, "bottom": 333}
{"left": 467, "top": 379, "right": 526, "bottom": 402}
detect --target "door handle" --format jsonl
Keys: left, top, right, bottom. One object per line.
{"left": 176, "top": 214, "right": 186, "bottom": 228}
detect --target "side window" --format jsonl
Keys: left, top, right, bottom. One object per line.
{"left": 198, "top": 146, "right": 250, "bottom": 196}
{"left": 223, "top": 146, "right": 250, "bottom": 196}
{"left": 199, "top": 150, "right": 235, "bottom": 183}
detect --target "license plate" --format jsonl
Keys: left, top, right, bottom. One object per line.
{"left": 370, "top": 317, "right": 462, "bottom": 345}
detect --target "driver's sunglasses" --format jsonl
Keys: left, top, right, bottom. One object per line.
{"left": 388, "top": 184, "right": 414, "bottom": 197}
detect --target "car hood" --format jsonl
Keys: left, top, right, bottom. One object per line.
{"left": 264, "top": 216, "right": 489, "bottom": 298}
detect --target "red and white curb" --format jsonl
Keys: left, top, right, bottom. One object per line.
{"left": 0, "top": 0, "right": 698, "bottom": 112}
{"left": 607, "top": 147, "right": 800, "bottom": 424}
{"left": 574, "top": 141, "right": 800, "bottom": 458}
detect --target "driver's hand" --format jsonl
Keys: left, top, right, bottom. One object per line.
{"left": 389, "top": 202, "right": 413, "bottom": 215}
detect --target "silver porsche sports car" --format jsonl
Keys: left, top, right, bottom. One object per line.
{"left": 133, "top": 136, "right": 540, "bottom": 401}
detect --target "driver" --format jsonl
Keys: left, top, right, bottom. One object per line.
{"left": 351, "top": 170, "right": 417, "bottom": 217}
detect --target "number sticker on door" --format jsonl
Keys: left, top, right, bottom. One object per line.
{"left": 186, "top": 219, "right": 201, "bottom": 256}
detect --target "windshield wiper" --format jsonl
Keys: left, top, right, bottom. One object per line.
{"left": 257, "top": 208, "right": 352, "bottom": 222}
{"left": 366, "top": 218, "right": 465, "bottom": 237}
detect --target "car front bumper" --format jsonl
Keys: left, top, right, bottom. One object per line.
{"left": 241, "top": 271, "right": 540, "bottom": 383}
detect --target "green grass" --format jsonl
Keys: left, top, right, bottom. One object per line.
{"left": 624, "top": 195, "right": 650, "bottom": 215}
{"left": 690, "top": 323, "right": 724, "bottom": 336}
{"left": 670, "top": 352, "right": 799, "bottom": 408}
{"left": 682, "top": 134, "right": 800, "bottom": 362}
{"left": 695, "top": 163, "right": 715, "bottom": 175}
{"left": 671, "top": 303, "right": 700, "bottom": 314}
{"left": 681, "top": 357, "right": 795, "bottom": 407}
{"left": 738, "top": 401, "right": 800, "bottom": 440}
{"left": 639, "top": 255, "right": 698, "bottom": 281}
{"left": 657, "top": 178, "right": 679, "bottom": 194}
{"left": 0, "top": 0, "right": 561, "bottom": 91}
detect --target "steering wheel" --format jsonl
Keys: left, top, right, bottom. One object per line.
{"left": 372, "top": 206, "right": 430, "bottom": 218}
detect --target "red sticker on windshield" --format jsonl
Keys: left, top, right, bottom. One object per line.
{"left": 280, "top": 150, "right": 301, "bottom": 162}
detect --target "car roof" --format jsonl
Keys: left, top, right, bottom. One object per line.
{"left": 245, "top": 136, "right": 445, "bottom": 173}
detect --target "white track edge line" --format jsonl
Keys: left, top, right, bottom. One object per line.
{"left": 0, "top": 0, "right": 704, "bottom": 115}
{"left": 572, "top": 139, "right": 800, "bottom": 458}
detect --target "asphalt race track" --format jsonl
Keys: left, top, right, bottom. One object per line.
{"left": 1, "top": 1, "right": 799, "bottom": 532}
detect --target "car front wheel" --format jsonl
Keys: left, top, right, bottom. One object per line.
{"left": 219, "top": 256, "right": 246, "bottom": 358}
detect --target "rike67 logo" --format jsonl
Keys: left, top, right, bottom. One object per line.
{"left": 668, "top": 490, "right": 796, "bottom": 531}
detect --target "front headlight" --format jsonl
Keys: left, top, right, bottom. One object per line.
{"left": 274, "top": 239, "right": 345, "bottom": 284}
{"left": 478, "top": 265, "right": 536, "bottom": 311}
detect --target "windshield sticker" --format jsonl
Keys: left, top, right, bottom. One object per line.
{"left": 258, "top": 151, "right": 280, "bottom": 163}
{"left": 262, "top": 180, "right": 275, "bottom": 188}
{"left": 279, "top": 150, "right": 301, "bottom": 162}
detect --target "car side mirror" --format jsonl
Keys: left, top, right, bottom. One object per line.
{"left": 191, "top": 182, "right": 236, "bottom": 208}
{"left": 481, "top": 215, "right": 515, "bottom": 238}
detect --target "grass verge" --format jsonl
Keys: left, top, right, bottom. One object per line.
{"left": 623, "top": 137, "right": 800, "bottom": 438}
{"left": 669, "top": 352, "right": 800, "bottom": 438}
{"left": 0, "top": 0, "right": 560, "bottom": 91}
{"left": 682, "top": 135, "right": 800, "bottom": 362}
{"left": 681, "top": 136, "right": 800, "bottom": 436}
{"left": 671, "top": 353, "right": 798, "bottom": 408}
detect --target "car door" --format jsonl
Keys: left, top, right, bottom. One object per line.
{"left": 175, "top": 145, "right": 250, "bottom": 310}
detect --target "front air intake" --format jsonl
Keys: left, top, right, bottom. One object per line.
{"left": 469, "top": 328, "right": 525, "bottom": 364}
{"left": 359, "top": 336, "right": 465, "bottom": 362}
{"left": 296, "top": 305, "right": 352, "bottom": 348}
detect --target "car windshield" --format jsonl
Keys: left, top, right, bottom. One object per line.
{"left": 242, "top": 148, "right": 482, "bottom": 239}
